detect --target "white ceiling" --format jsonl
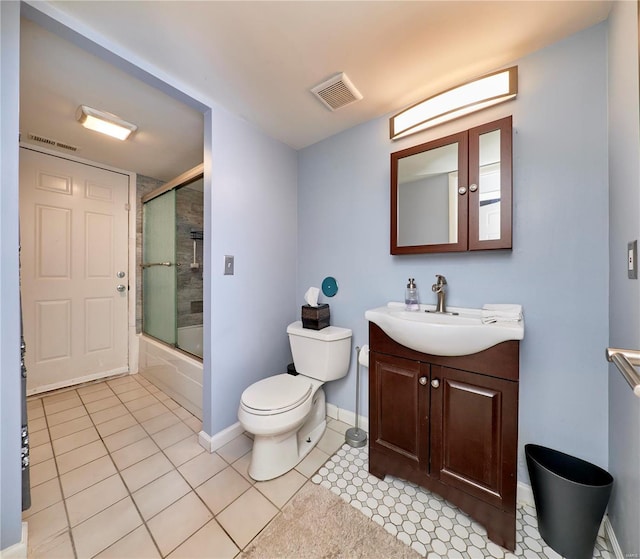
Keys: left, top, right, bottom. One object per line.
{"left": 21, "top": 1, "right": 612, "bottom": 181}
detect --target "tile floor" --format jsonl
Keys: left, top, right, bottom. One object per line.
{"left": 24, "top": 374, "right": 345, "bottom": 559}
{"left": 24, "top": 374, "right": 615, "bottom": 559}
{"left": 312, "top": 442, "right": 615, "bottom": 559}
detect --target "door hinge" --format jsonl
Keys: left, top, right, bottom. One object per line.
{"left": 124, "top": 203, "right": 131, "bottom": 211}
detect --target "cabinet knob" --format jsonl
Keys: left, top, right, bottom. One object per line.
{"left": 458, "top": 186, "right": 467, "bottom": 195}
{"left": 469, "top": 183, "right": 478, "bottom": 192}
{"left": 419, "top": 376, "right": 428, "bottom": 385}
{"left": 431, "top": 378, "right": 440, "bottom": 388}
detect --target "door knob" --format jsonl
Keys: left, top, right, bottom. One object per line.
{"left": 431, "top": 379, "right": 440, "bottom": 388}
{"left": 117, "top": 271, "right": 126, "bottom": 278}
{"left": 419, "top": 376, "right": 428, "bottom": 385}
{"left": 116, "top": 284, "right": 126, "bottom": 292}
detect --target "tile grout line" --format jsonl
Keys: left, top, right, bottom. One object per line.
{"left": 81, "top": 377, "right": 169, "bottom": 559}
{"left": 40, "top": 377, "right": 162, "bottom": 558}
{"left": 28, "top": 377, "right": 349, "bottom": 559}
{"left": 95, "top": 376, "right": 220, "bottom": 558}
{"left": 42, "top": 388, "right": 79, "bottom": 559}
{"left": 108, "top": 376, "right": 220, "bottom": 556}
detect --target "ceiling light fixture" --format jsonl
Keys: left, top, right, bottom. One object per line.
{"left": 76, "top": 105, "right": 137, "bottom": 141}
{"left": 390, "top": 66, "right": 518, "bottom": 140}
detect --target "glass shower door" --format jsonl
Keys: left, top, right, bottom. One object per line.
{"left": 143, "top": 190, "right": 176, "bottom": 344}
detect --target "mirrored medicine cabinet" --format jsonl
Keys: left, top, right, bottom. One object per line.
{"left": 391, "top": 116, "right": 512, "bottom": 254}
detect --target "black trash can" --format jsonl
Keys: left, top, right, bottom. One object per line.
{"left": 525, "top": 444, "right": 613, "bottom": 559}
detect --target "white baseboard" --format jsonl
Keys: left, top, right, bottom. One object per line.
{"left": 516, "top": 481, "right": 534, "bottom": 507}
{"left": 198, "top": 422, "right": 244, "bottom": 452}
{"left": 326, "top": 403, "right": 369, "bottom": 433}
{"left": 0, "top": 523, "right": 28, "bottom": 559}
{"left": 604, "top": 516, "right": 624, "bottom": 559}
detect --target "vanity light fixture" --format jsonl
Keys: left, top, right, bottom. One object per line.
{"left": 76, "top": 105, "right": 138, "bottom": 140}
{"left": 390, "top": 66, "right": 517, "bottom": 140}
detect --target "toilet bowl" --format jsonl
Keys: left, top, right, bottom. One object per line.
{"left": 238, "top": 321, "right": 352, "bottom": 481}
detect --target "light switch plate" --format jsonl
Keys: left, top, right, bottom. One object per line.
{"left": 224, "top": 255, "right": 234, "bottom": 276}
{"left": 628, "top": 241, "right": 637, "bottom": 279}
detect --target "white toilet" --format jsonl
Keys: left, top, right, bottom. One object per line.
{"left": 238, "top": 321, "right": 352, "bottom": 481}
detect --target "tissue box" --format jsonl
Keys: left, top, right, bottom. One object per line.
{"left": 301, "top": 304, "right": 330, "bottom": 330}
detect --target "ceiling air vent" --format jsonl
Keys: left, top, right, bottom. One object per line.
{"left": 28, "top": 133, "right": 79, "bottom": 153}
{"left": 311, "top": 72, "right": 363, "bottom": 111}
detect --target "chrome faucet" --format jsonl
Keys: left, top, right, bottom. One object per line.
{"left": 427, "top": 275, "right": 458, "bottom": 315}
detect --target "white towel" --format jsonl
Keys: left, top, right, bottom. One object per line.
{"left": 481, "top": 304, "right": 523, "bottom": 324}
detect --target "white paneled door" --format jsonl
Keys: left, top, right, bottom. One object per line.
{"left": 20, "top": 148, "right": 130, "bottom": 393}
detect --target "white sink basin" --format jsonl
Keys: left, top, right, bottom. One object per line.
{"left": 365, "top": 302, "right": 524, "bottom": 356}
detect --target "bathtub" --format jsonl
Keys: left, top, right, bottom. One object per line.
{"left": 138, "top": 334, "right": 202, "bottom": 419}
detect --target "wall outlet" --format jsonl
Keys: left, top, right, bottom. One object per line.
{"left": 224, "top": 255, "right": 234, "bottom": 275}
{"left": 628, "top": 241, "right": 637, "bottom": 279}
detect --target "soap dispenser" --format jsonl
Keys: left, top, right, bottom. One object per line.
{"left": 405, "top": 278, "right": 420, "bottom": 311}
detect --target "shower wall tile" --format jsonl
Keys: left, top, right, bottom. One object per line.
{"left": 176, "top": 187, "right": 204, "bottom": 329}
{"left": 136, "top": 176, "right": 203, "bottom": 334}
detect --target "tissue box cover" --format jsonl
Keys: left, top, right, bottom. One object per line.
{"left": 301, "top": 304, "right": 330, "bottom": 330}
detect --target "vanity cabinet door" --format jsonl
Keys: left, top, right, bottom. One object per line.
{"left": 430, "top": 365, "right": 518, "bottom": 510}
{"left": 369, "top": 352, "right": 429, "bottom": 473}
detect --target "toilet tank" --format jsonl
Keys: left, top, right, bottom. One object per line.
{"left": 286, "top": 321, "right": 352, "bottom": 381}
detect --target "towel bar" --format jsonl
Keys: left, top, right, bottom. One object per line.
{"left": 141, "top": 261, "right": 173, "bottom": 269}
{"left": 606, "top": 347, "right": 640, "bottom": 397}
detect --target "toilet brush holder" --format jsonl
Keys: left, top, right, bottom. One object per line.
{"left": 345, "top": 346, "right": 367, "bottom": 448}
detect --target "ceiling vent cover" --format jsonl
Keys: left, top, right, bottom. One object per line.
{"left": 311, "top": 72, "right": 363, "bottom": 111}
{"left": 28, "top": 133, "right": 79, "bottom": 153}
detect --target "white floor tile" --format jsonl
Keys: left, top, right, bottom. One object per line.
{"left": 217, "top": 433, "right": 252, "bottom": 463}
{"left": 132, "top": 469, "right": 191, "bottom": 520}
{"left": 167, "top": 519, "right": 239, "bottom": 559}
{"left": 196, "top": 466, "right": 251, "bottom": 514}
{"left": 25, "top": 379, "right": 616, "bottom": 559}
{"left": 72, "top": 496, "right": 142, "bottom": 559}
{"left": 146, "top": 491, "right": 213, "bottom": 556}
{"left": 95, "top": 525, "right": 161, "bottom": 559}
{"left": 178, "top": 450, "right": 227, "bottom": 488}
{"left": 65, "top": 474, "right": 129, "bottom": 526}
{"left": 216, "top": 487, "right": 278, "bottom": 549}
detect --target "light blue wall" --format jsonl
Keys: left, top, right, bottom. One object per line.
{"left": 607, "top": 1, "right": 640, "bottom": 555}
{"left": 208, "top": 105, "right": 298, "bottom": 433}
{"left": 0, "top": 1, "right": 25, "bottom": 550}
{"left": 298, "top": 23, "right": 609, "bottom": 483}
{"left": 0, "top": 2, "right": 299, "bottom": 550}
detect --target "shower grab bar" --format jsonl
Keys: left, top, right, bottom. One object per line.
{"left": 606, "top": 347, "right": 640, "bottom": 397}
{"left": 141, "top": 261, "right": 173, "bottom": 269}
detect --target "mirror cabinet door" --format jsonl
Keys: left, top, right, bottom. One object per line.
{"left": 391, "top": 131, "right": 468, "bottom": 254}
{"left": 391, "top": 116, "right": 512, "bottom": 254}
{"left": 468, "top": 117, "right": 512, "bottom": 250}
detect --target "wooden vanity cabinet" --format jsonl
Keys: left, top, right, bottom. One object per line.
{"left": 368, "top": 323, "right": 519, "bottom": 551}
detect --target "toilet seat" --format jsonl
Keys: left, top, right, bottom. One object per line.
{"left": 241, "top": 374, "right": 312, "bottom": 416}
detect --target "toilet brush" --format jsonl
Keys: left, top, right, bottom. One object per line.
{"left": 345, "top": 346, "right": 367, "bottom": 448}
